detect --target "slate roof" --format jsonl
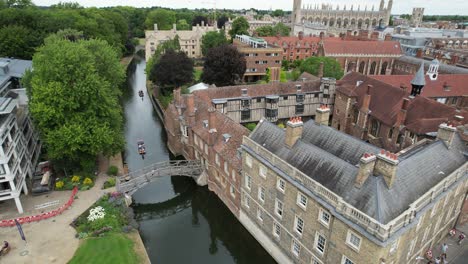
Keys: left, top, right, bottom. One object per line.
{"left": 322, "top": 40, "right": 402, "bottom": 56}
{"left": 411, "top": 63, "right": 426, "bottom": 86}
{"left": 396, "top": 56, "right": 468, "bottom": 74}
{"left": 249, "top": 120, "right": 467, "bottom": 224}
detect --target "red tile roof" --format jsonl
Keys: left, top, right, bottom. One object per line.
{"left": 322, "top": 40, "right": 403, "bottom": 56}
{"left": 370, "top": 74, "right": 468, "bottom": 98}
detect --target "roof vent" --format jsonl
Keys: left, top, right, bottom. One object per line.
{"left": 296, "top": 84, "right": 302, "bottom": 92}
{"left": 223, "top": 134, "right": 232, "bottom": 143}
{"left": 241, "top": 88, "right": 248, "bottom": 96}
{"left": 203, "top": 120, "right": 209, "bottom": 128}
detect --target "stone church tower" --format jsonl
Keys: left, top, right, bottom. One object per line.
{"left": 292, "top": 0, "right": 302, "bottom": 25}
{"left": 411, "top": 7, "right": 425, "bottom": 27}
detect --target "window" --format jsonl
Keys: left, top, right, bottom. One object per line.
{"left": 245, "top": 155, "right": 252, "bottom": 167}
{"left": 276, "top": 178, "right": 285, "bottom": 193}
{"left": 244, "top": 195, "right": 250, "bottom": 208}
{"left": 257, "top": 208, "right": 263, "bottom": 222}
{"left": 341, "top": 256, "right": 354, "bottom": 264}
{"left": 319, "top": 209, "right": 330, "bottom": 227}
{"left": 431, "top": 202, "right": 438, "bottom": 218}
{"left": 296, "top": 94, "right": 304, "bottom": 103}
{"left": 215, "top": 153, "right": 220, "bottom": 166}
{"left": 231, "top": 170, "right": 236, "bottom": 182}
{"left": 259, "top": 165, "right": 267, "bottom": 178}
{"left": 407, "top": 239, "right": 416, "bottom": 259}
{"left": 315, "top": 233, "right": 326, "bottom": 254}
{"left": 230, "top": 185, "right": 235, "bottom": 197}
{"left": 389, "top": 238, "right": 399, "bottom": 254}
{"left": 294, "top": 215, "right": 304, "bottom": 235}
{"left": 370, "top": 119, "right": 380, "bottom": 137}
{"left": 283, "top": 96, "right": 288, "bottom": 100}
{"left": 241, "top": 99, "right": 250, "bottom": 108}
{"left": 275, "top": 199, "right": 283, "bottom": 218}
{"left": 258, "top": 187, "right": 265, "bottom": 203}
{"left": 296, "top": 192, "right": 307, "bottom": 210}
{"left": 346, "top": 230, "right": 361, "bottom": 251}
{"left": 273, "top": 222, "right": 281, "bottom": 238}
{"left": 224, "top": 162, "right": 229, "bottom": 175}
{"left": 244, "top": 174, "right": 251, "bottom": 190}
{"left": 353, "top": 108, "right": 359, "bottom": 124}
{"left": 295, "top": 104, "right": 304, "bottom": 115}
{"left": 256, "top": 98, "right": 262, "bottom": 103}
{"left": 241, "top": 109, "right": 251, "bottom": 121}
{"left": 0, "top": 164, "right": 5, "bottom": 175}
{"left": 181, "top": 125, "right": 188, "bottom": 137}
{"left": 291, "top": 240, "right": 301, "bottom": 257}
{"left": 204, "top": 143, "right": 208, "bottom": 155}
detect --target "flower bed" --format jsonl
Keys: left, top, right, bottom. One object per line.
{"left": 55, "top": 171, "right": 96, "bottom": 191}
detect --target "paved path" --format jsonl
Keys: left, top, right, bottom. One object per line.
{"left": 430, "top": 223, "right": 468, "bottom": 263}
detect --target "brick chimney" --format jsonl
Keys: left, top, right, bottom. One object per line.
{"left": 374, "top": 150, "right": 399, "bottom": 189}
{"left": 318, "top": 62, "right": 324, "bottom": 78}
{"left": 186, "top": 94, "right": 196, "bottom": 126}
{"left": 298, "top": 31, "right": 304, "bottom": 40}
{"left": 437, "top": 123, "right": 457, "bottom": 149}
{"left": 384, "top": 33, "right": 392, "bottom": 41}
{"left": 361, "top": 85, "right": 372, "bottom": 112}
{"left": 208, "top": 107, "right": 217, "bottom": 146}
{"left": 416, "top": 49, "right": 423, "bottom": 58}
{"left": 396, "top": 98, "right": 409, "bottom": 127}
{"left": 355, "top": 153, "right": 376, "bottom": 188}
{"left": 285, "top": 117, "right": 303, "bottom": 148}
{"left": 174, "top": 87, "right": 182, "bottom": 106}
{"left": 315, "top": 104, "right": 330, "bottom": 126}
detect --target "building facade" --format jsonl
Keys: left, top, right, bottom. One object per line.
{"left": 392, "top": 55, "right": 468, "bottom": 75}
{"left": 317, "top": 39, "right": 402, "bottom": 75}
{"left": 262, "top": 34, "right": 321, "bottom": 61}
{"left": 411, "top": 8, "right": 425, "bottom": 28}
{"left": 240, "top": 117, "right": 467, "bottom": 264}
{"left": 424, "top": 38, "right": 468, "bottom": 68}
{"left": 145, "top": 22, "right": 217, "bottom": 61}
{"left": 233, "top": 35, "right": 283, "bottom": 82}
{"left": 0, "top": 58, "right": 42, "bottom": 214}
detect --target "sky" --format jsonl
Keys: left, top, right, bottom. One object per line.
{"left": 32, "top": 0, "right": 468, "bottom": 15}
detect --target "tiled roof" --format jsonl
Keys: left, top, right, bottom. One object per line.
{"left": 338, "top": 72, "right": 467, "bottom": 133}
{"left": 248, "top": 120, "right": 467, "bottom": 224}
{"left": 396, "top": 56, "right": 468, "bottom": 74}
{"left": 371, "top": 74, "right": 468, "bottom": 98}
{"left": 262, "top": 36, "right": 321, "bottom": 48}
{"left": 322, "top": 40, "right": 403, "bottom": 56}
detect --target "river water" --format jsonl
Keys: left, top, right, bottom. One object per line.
{"left": 123, "top": 57, "right": 276, "bottom": 264}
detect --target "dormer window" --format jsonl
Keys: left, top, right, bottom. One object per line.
{"left": 241, "top": 89, "right": 248, "bottom": 96}
{"left": 296, "top": 84, "right": 302, "bottom": 93}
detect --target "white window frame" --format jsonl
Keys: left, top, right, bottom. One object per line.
{"left": 244, "top": 174, "right": 251, "bottom": 191}
{"left": 407, "top": 239, "right": 416, "bottom": 259}
{"left": 244, "top": 195, "right": 250, "bottom": 208}
{"left": 230, "top": 185, "right": 235, "bottom": 198}
{"left": 259, "top": 165, "right": 267, "bottom": 179}
{"left": 314, "top": 233, "right": 326, "bottom": 255}
{"left": 231, "top": 169, "right": 236, "bottom": 182}
{"left": 389, "top": 238, "right": 399, "bottom": 254}
{"left": 224, "top": 161, "right": 229, "bottom": 175}
{"left": 318, "top": 209, "right": 331, "bottom": 227}
{"left": 215, "top": 153, "right": 220, "bottom": 166}
{"left": 296, "top": 192, "right": 307, "bottom": 210}
{"left": 291, "top": 239, "right": 301, "bottom": 257}
{"left": 273, "top": 222, "right": 281, "bottom": 238}
{"left": 182, "top": 125, "right": 188, "bottom": 137}
{"left": 346, "top": 230, "right": 362, "bottom": 252}
{"left": 257, "top": 208, "right": 263, "bottom": 222}
{"left": 275, "top": 199, "right": 283, "bottom": 219}
{"left": 276, "top": 178, "right": 285, "bottom": 193}
{"left": 246, "top": 154, "right": 253, "bottom": 168}
{"left": 294, "top": 215, "right": 304, "bottom": 236}
{"left": 258, "top": 186, "right": 265, "bottom": 203}
{"left": 341, "top": 255, "right": 354, "bottom": 264}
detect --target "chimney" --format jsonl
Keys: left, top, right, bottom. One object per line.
{"left": 384, "top": 33, "right": 392, "bottom": 41}
{"left": 154, "top": 24, "right": 158, "bottom": 31}
{"left": 208, "top": 107, "right": 218, "bottom": 146}
{"left": 396, "top": 98, "right": 409, "bottom": 127}
{"left": 374, "top": 150, "right": 399, "bottom": 189}
{"left": 174, "top": 87, "right": 182, "bottom": 106}
{"left": 285, "top": 117, "right": 304, "bottom": 148}
{"left": 318, "top": 62, "right": 324, "bottom": 78}
{"left": 355, "top": 153, "right": 376, "bottom": 188}
{"left": 186, "top": 94, "right": 196, "bottom": 126}
{"left": 437, "top": 123, "right": 457, "bottom": 149}
{"left": 361, "top": 85, "right": 372, "bottom": 112}
{"left": 315, "top": 105, "right": 330, "bottom": 126}
{"left": 298, "top": 31, "right": 304, "bottom": 40}
{"left": 201, "top": 20, "right": 205, "bottom": 27}
{"left": 319, "top": 32, "right": 324, "bottom": 39}
{"left": 416, "top": 49, "right": 423, "bottom": 58}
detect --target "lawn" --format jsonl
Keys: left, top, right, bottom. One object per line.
{"left": 194, "top": 67, "right": 203, "bottom": 82}
{"left": 68, "top": 233, "right": 139, "bottom": 264}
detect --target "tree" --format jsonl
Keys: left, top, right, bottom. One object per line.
{"left": 300, "top": 57, "right": 344, "bottom": 80}
{"left": 271, "top": 9, "right": 284, "bottom": 17}
{"left": 145, "top": 9, "right": 176, "bottom": 30}
{"left": 5, "top": 0, "right": 33, "bottom": 8}
{"left": 202, "top": 45, "right": 246, "bottom": 86}
{"left": 28, "top": 35, "right": 125, "bottom": 170}
{"left": 201, "top": 31, "right": 227, "bottom": 56}
{"left": 192, "top": 15, "right": 208, "bottom": 26}
{"left": 255, "top": 26, "right": 274, "bottom": 37}
{"left": 0, "top": 25, "right": 39, "bottom": 59}
{"left": 229, "top": 17, "right": 249, "bottom": 39}
{"left": 149, "top": 50, "right": 194, "bottom": 94}
{"left": 146, "top": 35, "right": 180, "bottom": 76}
{"left": 217, "top": 15, "right": 228, "bottom": 29}
{"left": 273, "top": 23, "right": 290, "bottom": 36}
{"left": 177, "top": 19, "right": 190, "bottom": 30}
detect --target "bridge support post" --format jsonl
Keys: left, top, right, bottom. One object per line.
{"left": 124, "top": 194, "right": 133, "bottom": 207}
{"left": 196, "top": 171, "right": 208, "bottom": 186}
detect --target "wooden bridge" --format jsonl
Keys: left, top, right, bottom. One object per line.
{"left": 116, "top": 160, "right": 204, "bottom": 195}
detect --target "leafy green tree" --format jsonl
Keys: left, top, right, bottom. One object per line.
{"left": 202, "top": 44, "right": 246, "bottom": 86}
{"left": 229, "top": 17, "right": 249, "bottom": 39}
{"left": 145, "top": 9, "right": 176, "bottom": 30}
{"left": 271, "top": 9, "right": 284, "bottom": 17}
{"left": 145, "top": 35, "right": 180, "bottom": 76}
{"left": 5, "top": 0, "right": 33, "bottom": 8}
{"left": 0, "top": 25, "right": 39, "bottom": 59}
{"left": 149, "top": 50, "right": 194, "bottom": 94}
{"left": 177, "top": 19, "right": 190, "bottom": 30}
{"left": 300, "top": 57, "right": 344, "bottom": 80}
{"left": 28, "top": 35, "right": 125, "bottom": 170}
{"left": 192, "top": 15, "right": 208, "bottom": 26}
{"left": 201, "top": 31, "right": 227, "bottom": 56}
{"left": 217, "top": 15, "right": 228, "bottom": 29}
{"left": 255, "top": 26, "right": 274, "bottom": 37}
{"left": 273, "top": 23, "right": 290, "bottom": 36}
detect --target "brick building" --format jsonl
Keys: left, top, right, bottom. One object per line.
{"left": 241, "top": 117, "right": 467, "bottom": 264}
{"left": 263, "top": 34, "right": 321, "bottom": 61}
{"left": 332, "top": 71, "right": 467, "bottom": 152}
{"left": 233, "top": 35, "right": 283, "bottom": 82}
{"left": 317, "top": 39, "right": 403, "bottom": 75}
{"left": 392, "top": 55, "right": 468, "bottom": 75}
{"left": 424, "top": 38, "right": 468, "bottom": 68}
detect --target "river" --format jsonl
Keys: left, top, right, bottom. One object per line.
{"left": 123, "top": 56, "right": 276, "bottom": 264}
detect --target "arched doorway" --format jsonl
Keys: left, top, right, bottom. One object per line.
{"left": 357, "top": 19, "right": 363, "bottom": 29}
{"left": 337, "top": 18, "right": 342, "bottom": 28}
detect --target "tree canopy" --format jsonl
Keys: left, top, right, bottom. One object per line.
{"left": 0, "top": 25, "right": 39, "bottom": 59}
{"left": 145, "top": 35, "right": 180, "bottom": 76}
{"left": 149, "top": 50, "right": 194, "bottom": 94}
{"left": 271, "top": 9, "right": 284, "bottom": 17}
{"left": 192, "top": 15, "right": 208, "bottom": 26}
{"left": 202, "top": 45, "right": 246, "bottom": 86}
{"left": 145, "top": 9, "right": 176, "bottom": 30}
{"left": 217, "top": 15, "right": 229, "bottom": 29}
{"left": 299, "top": 57, "right": 344, "bottom": 80}
{"left": 201, "top": 31, "right": 228, "bottom": 56}
{"left": 177, "top": 19, "right": 190, "bottom": 30}
{"left": 255, "top": 23, "right": 290, "bottom": 37}
{"left": 28, "top": 35, "right": 125, "bottom": 170}
{"left": 229, "top": 17, "right": 249, "bottom": 39}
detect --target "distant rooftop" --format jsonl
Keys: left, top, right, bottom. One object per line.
{"left": 0, "top": 58, "right": 32, "bottom": 78}
{"left": 235, "top": 35, "right": 269, "bottom": 48}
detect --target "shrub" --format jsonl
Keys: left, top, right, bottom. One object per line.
{"left": 245, "top": 123, "right": 257, "bottom": 131}
{"left": 277, "top": 123, "right": 285, "bottom": 129}
{"left": 103, "top": 178, "right": 116, "bottom": 189}
{"left": 78, "top": 232, "right": 88, "bottom": 239}
{"left": 83, "top": 177, "right": 93, "bottom": 186}
{"left": 56, "top": 181, "right": 64, "bottom": 189}
{"left": 107, "top": 166, "right": 118, "bottom": 176}
{"left": 71, "top": 175, "right": 81, "bottom": 183}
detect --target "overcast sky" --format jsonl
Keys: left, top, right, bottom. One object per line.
{"left": 32, "top": 0, "right": 468, "bottom": 15}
